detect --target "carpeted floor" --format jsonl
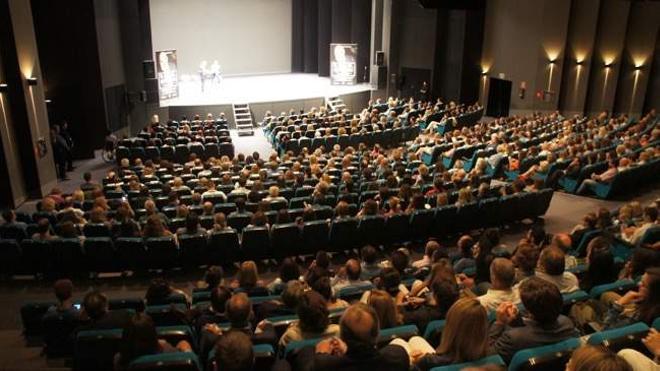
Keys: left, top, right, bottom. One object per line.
{"left": 3, "top": 129, "right": 659, "bottom": 370}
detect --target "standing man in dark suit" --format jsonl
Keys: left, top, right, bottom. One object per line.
{"left": 489, "top": 277, "right": 580, "bottom": 363}
{"left": 60, "top": 120, "right": 75, "bottom": 171}
{"left": 293, "top": 303, "right": 409, "bottom": 371}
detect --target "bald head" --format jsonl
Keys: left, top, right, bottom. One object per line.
{"left": 340, "top": 303, "right": 379, "bottom": 347}
{"left": 226, "top": 293, "right": 251, "bottom": 327}
{"left": 490, "top": 258, "right": 515, "bottom": 289}
{"left": 551, "top": 233, "right": 572, "bottom": 252}
{"left": 346, "top": 259, "right": 362, "bottom": 281}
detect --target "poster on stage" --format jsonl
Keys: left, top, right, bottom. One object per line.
{"left": 330, "top": 43, "right": 357, "bottom": 85}
{"left": 156, "top": 49, "right": 179, "bottom": 100}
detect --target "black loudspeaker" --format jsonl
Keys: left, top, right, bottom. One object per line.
{"left": 486, "top": 77, "right": 512, "bottom": 118}
{"left": 142, "top": 60, "right": 156, "bottom": 79}
{"left": 376, "top": 66, "right": 387, "bottom": 89}
{"left": 376, "top": 51, "right": 385, "bottom": 66}
{"left": 144, "top": 78, "right": 159, "bottom": 103}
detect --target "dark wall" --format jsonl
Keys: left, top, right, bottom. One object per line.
{"left": 31, "top": 0, "right": 107, "bottom": 159}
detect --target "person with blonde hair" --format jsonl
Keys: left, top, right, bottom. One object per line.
{"left": 264, "top": 186, "right": 286, "bottom": 203}
{"left": 231, "top": 261, "right": 266, "bottom": 295}
{"left": 392, "top": 298, "right": 491, "bottom": 370}
{"left": 566, "top": 345, "right": 632, "bottom": 371}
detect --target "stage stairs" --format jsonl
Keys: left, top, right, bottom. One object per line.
{"left": 326, "top": 96, "right": 347, "bottom": 114}
{"left": 233, "top": 103, "right": 254, "bottom": 136}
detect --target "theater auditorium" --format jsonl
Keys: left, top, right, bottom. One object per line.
{"left": 0, "top": 0, "right": 659, "bottom": 370}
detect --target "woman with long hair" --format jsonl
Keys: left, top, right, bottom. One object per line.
{"left": 231, "top": 261, "right": 266, "bottom": 295}
{"left": 278, "top": 290, "right": 340, "bottom": 348}
{"left": 603, "top": 267, "right": 660, "bottom": 328}
{"left": 114, "top": 313, "right": 191, "bottom": 370}
{"left": 392, "top": 298, "right": 491, "bottom": 370}
{"left": 367, "top": 289, "right": 403, "bottom": 329}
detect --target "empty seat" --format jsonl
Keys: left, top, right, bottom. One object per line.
{"left": 145, "top": 304, "right": 188, "bottom": 327}
{"left": 271, "top": 223, "right": 302, "bottom": 258}
{"left": 208, "top": 230, "right": 241, "bottom": 263}
{"left": 328, "top": 217, "right": 359, "bottom": 252}
{"left": 301, "top": 220, "right": 330, "bottom": 254}
{"left": 179, "top": 234, "right": 207, "bottom": 268}
{"left": 84, "top": 237, "right": 116, "bottom": 273}
{"left": 144, "top": 236, "right": 179, "bottom": 270}
{"left": 357, "top": 215, "right": 386, "bottom": 246}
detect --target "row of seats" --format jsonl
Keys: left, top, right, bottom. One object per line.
{"left": 277, "top": 126, "right": 420, "bottom": 155}
{"left": 0, "top": 190, "right": 553, "bottom": 277}
{"left": 116, "top": 141, "right": 236, "bottom": 164}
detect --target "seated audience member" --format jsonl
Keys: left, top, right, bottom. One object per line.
{"left": 579, "top": 237, "right": 617, "bottom": 292}
{"left": 198, "top": 265, "right": 224, "bottom": 291}
{"left": 145, "top": 278, "right": 189, "bottom": 306}
{"left": 452, "top": 235, "right": 476, "bottom": 274}
{"left": 293, "top": 303, "right": 409, "bottom": 371}
{"left": 176, "top": 213, "right": 207, "bottom": 236}
{"left": 551, "top": 233, "right": 577, "bottom": 269}
{"left": 567, "top": 345, "right": 633, "bottom": 371}
{"left": 478, "top": 257, "right": 520, "bottom": 311}
{"left": 42, "top": 279, "right": 80, "bottom": 356}
{"left": 231, "top": 261, "right": 268, "bottom": 296}
{"left": 360, "top": 245, "right": 382, "bottom": 280}
{"left": 142, "top": 214, "right": 174, "bottom": 239}
{"left": 264, "top": 186, "right": 287, "bottom": 203}
{"left": 213, "top": 331, "right": 255, "bottom": 371}
{"left": 77, "top": 291, "right": 132, "bottom": 331}
{"left": 535, "top": 246, "right": 579, "bottom": 293}
{"left": 332, "top": 259, "right": 372, "bottom": 291}
{"left": 489, "top": 277, "right": 580, "bottom": 363}
{"left": 576, "top": 159, "right": 627, "bottom": 195}
{"left": 312, "top": 276, "right": 349, "bottom": 311}
{"left": 114, "top": 205, "right": 141, "bottom": 238}
{"left": 114, "top": 313, "right": 192, "bottom": 370}
{"left": 390, "top": 249, "right": 415, "bottom": 281}
{"left": 619, "top": 248, "right": 660, "bottom": 281}
{"left": 279, "top": 290, "right": 340, "bottom": 348}
{"left": 602, "top": 267, "right": 660, "bottom": 328}
{"left": 194, "top": 286, "right": 232, "bottom": 333}
{"left": 202, "top": 293, "right": 276, "bottom": 358}
{"left": 618, "top": 328, "right": 660, "bottom": 371}
{"left": 403, "top": 279, "right": 459, "bottom": 335}
{"left": 570, "top": 213, "right": 597, "bottom": 252}
{"left": 624, "top": 206, "right": 658, "bottom": 245}
{"left": 366, "top": 289, "right": 402, "bottom": 329}
{"left": 1, "top": 209, "right": 27, "bottom": 234}
{"left": 32, "top": 218, "right": 55, "bottom": 241}
{"left": 305, "top": 251, "right": 334, "bottom": 286}
{"left": 267, "top": 257, "right": 302, "bottom": 295}
{"left": 256, "top": 280, "right": 305, "bottom": 321}
{"left": 412, "top": 240, "right": 440, "bottom": 269}
{"left": 80, "top": 172, "right": 99, "bottom": 192}
{"left": 512, "top": 243, "right": 539, "bottom": 283}
{"left": 211, "top": 212, "right": 232, "bottom": 233}
{"left": 398, "top": 298, "right": 491, "bottom": 371}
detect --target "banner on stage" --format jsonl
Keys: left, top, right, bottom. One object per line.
{"left": 330, "top": 43, "right": 357, "bottom": 85}
{"left": 156, "top": 49, "right": 179, "bottom": 101}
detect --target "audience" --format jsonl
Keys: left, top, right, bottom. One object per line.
{"left": 490, "top": 277, "right": 580, "bottom": 362}
{"left": 279, "top": 290, "right": 340, "bottom": 348}
{"left": 535, "top": 246, "right": 579, "bottom": 293}
{"left": 477, "top": 257, "right": 520, "bottom": 311}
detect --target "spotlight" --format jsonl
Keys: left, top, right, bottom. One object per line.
{"left": 0, "top": 83, "right": 7, "bottom": 93}
{"left": 26, "top": 77, "right": 38, "bottom": 86}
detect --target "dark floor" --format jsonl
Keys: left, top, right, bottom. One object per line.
{"left": 4, "top": 129, "right": 659, "bottom": 370}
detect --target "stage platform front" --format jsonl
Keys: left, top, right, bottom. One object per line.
{"left": 161, "top": 73, "right": 373, "bottom": 128}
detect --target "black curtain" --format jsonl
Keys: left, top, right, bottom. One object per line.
{"left": 303, "top": 0, "right": 319, "bottom": 73}
{"left": 291, "top": 0, "right": 304, "bottom": 72}
{"left": 292, "top": 0, "right": 371, "bottom": 80}
{"left": 317, "top": 0, "right": 332, "bottom": 76}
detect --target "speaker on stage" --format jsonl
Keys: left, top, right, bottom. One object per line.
{"left": 486, "top": 77, "right": 512, "bottom": 118}
{"left": 376, "top": 51, "right": 385, "bottom": 66}
{"left": 143, "top": 60, "right": 156, "bottom": 79}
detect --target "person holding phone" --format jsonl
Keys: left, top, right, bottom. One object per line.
{"left": 42, "top": 279, "right": 81, "bottom": 356}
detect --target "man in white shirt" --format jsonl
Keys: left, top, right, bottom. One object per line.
{"left": 478, "top": 257, "right": 520, "bottom": 311}
{"left": 535, "top": 246, "right": 579, "bottom": 294}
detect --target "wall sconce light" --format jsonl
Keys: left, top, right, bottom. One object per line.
{"left": 575, "top": 60, "right": 583, "bottom": 66}
{"left": 0, "top": 83, "right": 8, "bottom": 93}
{"left": 549, "top": 59, "right": 556, "bottom": 65}
{"left": 26, "top": 77, "right": 38, "bottom": 86}
{"left": 634, "top": 65, "right": 642, "bottom": 71}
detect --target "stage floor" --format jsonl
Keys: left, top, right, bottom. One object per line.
{"left": 161, "top": 73, "right": 373, "bottom": 106}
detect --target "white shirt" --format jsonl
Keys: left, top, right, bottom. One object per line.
{"left": 478, "top": 288, "right": 520, "bottom": 312}
{"left": 535, "top": 271, "right": 579, "bottom": 293}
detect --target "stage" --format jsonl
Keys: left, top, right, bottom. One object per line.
{"left": 160, "top": 73, "right": 374, "bottom": 128}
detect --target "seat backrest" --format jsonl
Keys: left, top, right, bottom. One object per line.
{"left": 508, "top": 337, "right": 580, "bottom": 371}
{"left": 128, "top": 351, "right": 201, "bottom": 371}
{"left": 430, "top": 355, "right": 505, "bottom": 371}
{"left": 74, "top": 328, "right": 123, "bottom": 371}
{"left": 587, "top": 322, "right": 650, "bottom": 354}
